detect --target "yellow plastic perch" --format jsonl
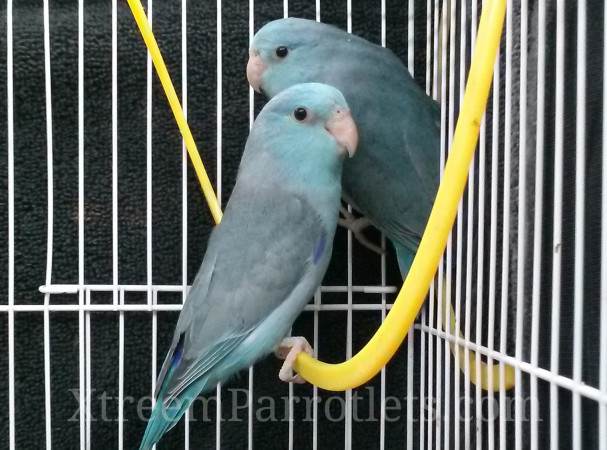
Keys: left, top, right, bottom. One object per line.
{"left": 127, "top": 0, "right": 512, "bottom": 392}
{"left": 293, "top": 0, "right": 508, "bottom": 391}
{"left": 127, "top": 0, "right": 222, "bottom": 225}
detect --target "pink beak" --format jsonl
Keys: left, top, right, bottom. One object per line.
{"left": 247, "top": 49, "right": 265, "bottom": 93}
{"left": 326, "top": 108, "right": 358, "bottom": 158}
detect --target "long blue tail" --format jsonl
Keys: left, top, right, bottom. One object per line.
{"left": 392, "top": 240, "right": 415, "bottom": 278}
{"left": 139, "top": 334, "right": 207, "bottom": 450}
{"left": 391, "top": 238, "right": 515, "bottom": 391}
{"left": 139, "top": 384, "right": 202, "bottom": 450}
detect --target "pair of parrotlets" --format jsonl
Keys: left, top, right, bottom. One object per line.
{"left": 140, "top": 18, "right": 497, "bottom": 449}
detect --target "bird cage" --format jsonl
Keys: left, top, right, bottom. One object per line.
{"left": 2, "top": 0, "right": 604, "bottom": 449}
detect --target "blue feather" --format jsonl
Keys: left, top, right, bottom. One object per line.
{"left": 313, "top": 232, "right": 327, "bottom": 264}
{"left": 139, "top": 82, "right": 347, "bottom": 449}
{"left": 171, "top": 334, "right": 185, "bottom": 369}
{"left": 392, "top": 241, "right": 415, "bottom": 278}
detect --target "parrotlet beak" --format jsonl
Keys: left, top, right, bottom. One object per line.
{"left": 326, "top": 108, "right": 358, "bottom": 157}
{"left": 247, "top": 49, "right": 265, "bottom": 93}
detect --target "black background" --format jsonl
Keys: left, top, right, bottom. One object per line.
{"left": 0, "top": 0, "right": 604, "bottom": 449}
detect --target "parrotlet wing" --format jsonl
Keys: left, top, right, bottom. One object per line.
{"left": 320, "top": 40, "right": 440, "bottom": 249}
{"left": 254, "top": 18, "right": 441, "bottom": 250}
{"left": 156, "top": 177, "right": 330, "bottom": 404}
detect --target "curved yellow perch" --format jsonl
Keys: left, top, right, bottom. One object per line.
{"left": 442, "top": 293, "right": 515, "bottom": 391}
{"left": 292, "top": 0, "right": 508, "bottom": 390}
{"left": 127, "top": 0, "right": 222, "bottom": 225}
{"left": 126, "top": 0, "right": 513, "bottom": 392}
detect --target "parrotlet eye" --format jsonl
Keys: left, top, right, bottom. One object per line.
{"left": 275, "top": 46, "right": 289, "bottom": 58}
{"left": 293, "top": 107, "right": 307, "bottom": 121}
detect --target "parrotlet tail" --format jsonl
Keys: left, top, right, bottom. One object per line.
{"left": 393, "top": 240, "right": 415, "bottom": 278}
{"left": 391, "top": 240, "right": 515, "bottom": 391}
{"left": 139, "top": 341, "right": 207, "bottom": 450}
{"left": 139, "top": 386, "right": 201, "bottom": 450}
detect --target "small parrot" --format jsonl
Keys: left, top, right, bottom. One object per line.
{"left": 248, "top": 17, "right": 513, "bottom": 391}
{"left": 139, "top": 82, "right": 358, "bottom": 449}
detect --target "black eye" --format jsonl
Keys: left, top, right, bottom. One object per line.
{"left": 294, "top": 107, "right": 307, "bottom": 121}
{"left": 275, "top": 46, "right": 289, "bottom": 58}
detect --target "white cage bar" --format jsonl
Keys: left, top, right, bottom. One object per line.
{"left": 4, "top": 0, "right": 606, "bottom": 449}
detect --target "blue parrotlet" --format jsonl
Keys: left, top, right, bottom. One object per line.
{"left": 248, "top": 17, "right": 439, "bottom": 270}
{"left": 248, "top": 18, "right": 511, "bottom": 391}
{"left": 139, "top": 82, "right": 358, "bottom": 450}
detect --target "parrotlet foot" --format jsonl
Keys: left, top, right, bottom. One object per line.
{"left": 275, "top": 336, "right": 313, "bottom": 384}
{"left": 338, "top": 206, "right": 384, "bottom": 255}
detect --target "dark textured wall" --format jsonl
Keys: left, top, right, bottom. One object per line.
{"left": 0, "top": 0, "right": 605, "bottom": 449}
{"left": 0, "top": 1, "right": 413, "bottom": 449}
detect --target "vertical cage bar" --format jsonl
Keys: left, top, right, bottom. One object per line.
{"left": 216, "top": 0, "right": 222, "bottom": 207}
{"left": 146, "top": 0, "right": 154, "bottom": 344}
{"left": 487, "top": 47, "right": 501, "bottom": 450}
{"left": 472, "top": 3, "right": 486, "bottom": 450}
{"left": 180, "top": 0, "right": 189, "bottom": 433}
{"left": 571, "top": 1, "right": 586, "bottom": 448}
{"left": 529, "top": 0, "right": 546, "bottom": 450}
{"left": 345, "top": 4, "right": 353, "bottom": 449}
{"left": 6, "top": 0, "right": 15, "bottom": 447}
{"left": 514, "top": 1, "right": 528, "bottom": 449}
{"left": 85, "top": 288, "right": 92, "bottom": 450}
{"left": 461, "top": 0, "right": 473, "bottom": 447}
{"left": 455, "top": 0, "right": 469, "bottom": 448}
{"left": 381, "top": 258, "right": 387, "bottom": 450}
{"left": 408, "top": 0, "right": 414, "bottom": 76}
{"left": 181, "top": 0, "right": 188, "bottom": 306}
{"left": 215, "top": 382, "right": 222, "bottom": 450}
{"left": 601, "top": 0, "right": 607, "bottom": 446}
{"left": 529, "top": 1, "right": 546, "bottom": 449}
{"left": 247, "top": 2, "right": 255, "bottom": 449}
{"left": 433, "top": 0, "right": 439, "bottom": 100}
{"left": 428, "top": 283, "right": 435, "bottom": 450}
{"left": 313, "top": 290, "right": 320, "bottom": 450}
{"left": 474, "top": 110, "right": 486, "bottom": 450}
{"left": 215, "top": 1, "right": 223, "bottom": 447}
{"left": 110, "top": 13, "right": 118, "bottom": 447}
{"left": 428, "top": 5, "right": 439, "bottom": 447}
{"left": 181, "top": 1, "right": 192, "bottom": 445}
{"left": 419, "top": 4, "right": 432, "bottom": 447}
{"left": 144, "top": 0, "right": 159, "bottom": 445}
{"left": 444, "top": 0, "right": 457, "bottom": 446}
{"left": 425, "top": 0, "right": 432, "bottom": 95}
{"left": 551, "top": 1, "right": 566, "bottom": 448}
{"left": 42, "top": 0, "right": 55, "bottom": 446}
{"left": 436, "top": 1, "right": 448, "bottom": 446}
{"left": 111, "top": 0, "right": 118, "bottom": 306}
{"left": 406, "top": 0, "right": 415, "bottom": 407}
{"left": 406, "top": 310, "right": 414, "bottom": 450}
{"left": 499, "top": 1, "right": 513, "bottom": 447}
{"left": 419, "top": 308, "right": 427, "bottom": 450}
{"left": 379, "top": 3, "right": 387, "bottom": 450}
{"left": 249, "top": 0, "right": 255, "bottom": 130}
{"left": 118, "top": 290, "right": 125, "bottom": 450}
{"left": 151, "top": 290, "right": 158, "bottom": 421}
{"left": 77, "top": 0, "right": 87, "bottom": 448}
{"left": 289, "top": 354, "right": 294, "bottom": 450}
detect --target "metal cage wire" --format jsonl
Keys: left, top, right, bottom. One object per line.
{"left": 3, "top": 0, "right": 605, "bottom": 449}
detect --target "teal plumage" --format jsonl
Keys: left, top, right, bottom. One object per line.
{"left": 139, "top": 83, "right": 354, "bottom": 449}
{"left": 252, "top": 18, "right": 440, "bottom": 268}
{"left": 249, "top": 17, "right": 440, "bottom": 273}
{"left": 249, "top": 18, "right": 512, "bottom": 394}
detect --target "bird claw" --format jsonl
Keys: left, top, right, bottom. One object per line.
{"left": 338, "top": 207, "right": 385, "bottom": 255}
{"left": 275, "top": 336, "right": 313, "bottom": 384}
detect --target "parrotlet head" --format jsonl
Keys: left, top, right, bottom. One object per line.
{"left": 248, "top": 18, "right": 352, "bottom": 97}
{"left": 251, "top": 82, "right": 358, "bottom": 159}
